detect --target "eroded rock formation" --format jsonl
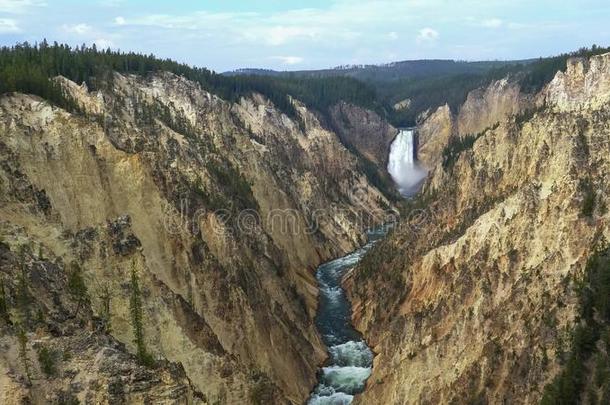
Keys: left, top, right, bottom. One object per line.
{"left": 0, "top": 71, "right": 392, "bottom": 404}
{"left": 348, "top": 53, "right": 610, "bottom": 404}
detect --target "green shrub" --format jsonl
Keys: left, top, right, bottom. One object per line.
{"left": 540, "top": 244, "right": 610, "bottom": 404}
{"left": 129, "top": 261, "right": 154, "bottom": 367}
{"left": 37, "top": 346, "right": 56, "bottom": 376}
{"left": 442, "top": 133, "right": 482, "bottom": 170}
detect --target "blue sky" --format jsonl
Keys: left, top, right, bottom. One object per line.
{"left": 1, "top": 0, "right": 609, "bottom": 72}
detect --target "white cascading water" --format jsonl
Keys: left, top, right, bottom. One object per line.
{"left": 387, "top": 128, "right": 427, "bottom": 196}
{"left": 307, "top": 228, "right": 388, "bottom": 405}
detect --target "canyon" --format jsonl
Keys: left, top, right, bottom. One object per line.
{"left": 0, "top": 70, "right": 393, "bottom": 404}
{"left": 1, "top": 45, "right": 610, "bottom": 405}
{"left": 348, "top": 52, "right": 610, "bottom": 404}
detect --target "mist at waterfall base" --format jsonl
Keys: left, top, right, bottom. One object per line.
{"left": 388, "top": 129, "right": 427, "bottom": 196}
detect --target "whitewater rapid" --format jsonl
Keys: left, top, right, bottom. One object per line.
{"left": 308, "top": 228, "right": 387, "bottom": 405}
{"left": 387, "top": 128, "right": 427, "bottom": 196}
{"left": 307, "top": 130, "right": 422, "bottom": 403}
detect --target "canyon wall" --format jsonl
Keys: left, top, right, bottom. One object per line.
{"left": 328, "top": 101, "right": 398, "bottom": 167}
{"left": 416, "top": 77, "right": 531, "bottom": 169}
{"left": 0, "top": 71, "right": 392, "bottom": 404}
{"left": 348, "top": 53, "right": 610, "bottom": 404}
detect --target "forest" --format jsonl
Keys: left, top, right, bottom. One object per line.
{"left": 2, "top": 41, "right": 609, "bottom": 130}
{"left": 540, "top": 242, "right": 610, "bottom": 405}
{"left": 228, "top": 44, "right": 610, "bottom": 127}
{"left": 0, "top": 41, "right": 381, "bottom": 123}
{"left": 382, "top": 44, "right": 610, "bottom": 126}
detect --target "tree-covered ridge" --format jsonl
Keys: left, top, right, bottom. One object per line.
{"left": 385, "top": 45, "right": 610, "bottom": 126}
{"left": 540, "top": 242, "right": 610, "bottom": 405}
{"left": 0, "top": 41, "right": 381, "bottom": 122}
{"left": 227, "top": 59, "right": 521, "bottom": 83}
{"left": 492, "top": 44, "right": 610, "bottom": 93}
{"left": 233, "top": 44, "right": 610, "bottom": 127}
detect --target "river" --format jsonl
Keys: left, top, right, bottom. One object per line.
{"left": 307, "top": 227, "right": 388, "bottom": 405}
{"left": 308, "top": 128, "right": 422, "bottom": 403}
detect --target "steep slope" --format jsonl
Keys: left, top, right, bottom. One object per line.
{"left": 0, "top": 70, "right": 392, "bottom": 404}
{"left": 347, "top": 53, "right": 610, "bottom": 404}
{"left": 328, "top": 101, "right": 397, "bottom": 168}
{"left": 417, "top": 77, "right": 531, "bottom": 169}
{"left": 0, "top": 240, "right": 201, "bottom": 404}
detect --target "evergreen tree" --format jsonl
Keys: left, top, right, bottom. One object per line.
{"left": 97, "top": 282, "right": 112, "bottom": 332}
{"left": 129, "top": 260, "right": 153, "bottom": 367}
{"left": 67, "top": 261, "right": 89, "bottom": 317}
{"left": 17, "top": 325, "right": 31, "bottom": 384}
{"left": 16, "top": 245, "right": 31, "bottom": 324}
{"left": 0, "top": 279, "right": 9, "bottom": 324}
{"left": 0, "top": 41, "right": 382, "bottom": 123}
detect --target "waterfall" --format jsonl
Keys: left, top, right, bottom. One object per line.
{"left": 387, "top": 128, "right": 427, "bottom": 196}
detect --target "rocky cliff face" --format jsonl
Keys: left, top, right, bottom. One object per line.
{"left": 416, "top": 104, "right": 453, "bottom": 168}
{"left": 456, "top": 77, "right": 530, "bottom": 136}
{"left": 328, "top": 101, "right": 398, "bottom": 167}
{"left": 416, "top": 77, "right": 531, "bottom": 169}
{"left": 0, "top": 71, "right": 392, "bottom": 404}
{"left": 348, "top": 53, "right": 610, "bottom": 404}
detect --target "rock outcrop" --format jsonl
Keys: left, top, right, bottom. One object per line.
{"left": 542, "top": 54, "right": 610, "bottom": 111}
{"left": 348, "top": 53, "right": 610, "bottom": 404}
{"left": 456, "top": 77, "right": 529, "bottom": 136}
{"left": 0, "top": 71, "right": 393, "bottom": 403}
{"left": 416, "top": 77, "right": 531, "bottom": 169}
{"left": 328, "top": 101, "right": 398, "bottom": 167}
{"left": 416, "top": 104, "right": 454, "bottom": 168}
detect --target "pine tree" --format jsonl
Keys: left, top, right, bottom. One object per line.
{"left": 17, "top": 325, "right": 31, "bottom": 384}
{"left": 98, "top": 282, "right": 112, "bottom": 332}
{"left": 16, "top": 245, "right": 31, "bottom": 324}
{"left": 0, "top": 279, "right": 9, "bottom": 324}
{"left": 67, "top": 261, "right": 89, "bottom": 317}
{"left": 129, "top": 260, "right": 153, "bottom": 367}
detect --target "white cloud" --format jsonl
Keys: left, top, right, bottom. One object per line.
{"left": 0, "top": 0, "right": 45, "bottom": 13}
{"left": 417, "top": 27, "right": 439, "bottom": 43}
{"left": 264, "top": 26, "right": 318, "bottom": 46}
{"left": 57, "top": 22, "right": 118, "bottom": 51}
{"left": 272, "top": 56, "right": 304, "bottom": 65}
{"left": 62, "top": 23, "right": 92, "bottom": 34}
{"left": 94, "top": 38, "right": 114, "bottom": 49}
{"left": 36, "top": 0, "right": 593, "bottom": 70}
{"left": 0, "top": 17, "right": 19, "bottom": 32}
{"left": 108, "top": 2, "right": 406, "bottom": 48}
{"left": 482, "top": 18, "right": 503, "bottom": 28}
{"left": 99, "top": 0, "right": 124, "bottom": 7}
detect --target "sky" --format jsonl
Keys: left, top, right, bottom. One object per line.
{"left": 1, "top": 0, "right": 609, "bottom": 72}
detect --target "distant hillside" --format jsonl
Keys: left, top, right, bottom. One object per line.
{"left": 226, "top": 46, "right": 609, "bottom": 127}
{"left": 225, "top": 59, "right": 526, "bottom": 82}
{"left": 225, "top": 59, "right": 530, "bottom": 127}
